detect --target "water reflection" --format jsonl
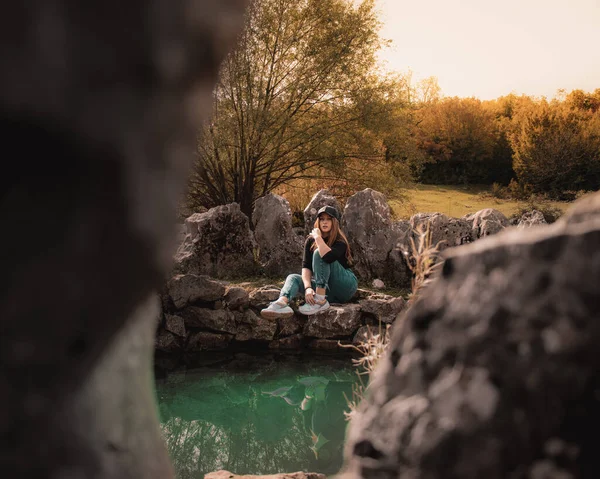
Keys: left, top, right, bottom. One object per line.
{"left": 155, "top": 355, "right": 359, "bottom": 478}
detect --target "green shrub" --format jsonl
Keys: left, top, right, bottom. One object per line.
{"left": 490, "top": 182, "right": 509, "bottom": 199}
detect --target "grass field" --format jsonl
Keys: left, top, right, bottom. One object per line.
{"left": 388, "top": 184, "right": 572, "bottom": 220}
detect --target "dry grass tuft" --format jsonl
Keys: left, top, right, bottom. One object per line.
{"left": 342, "top": 221, "right": 445, "bottom": 420}
{"left": 405, "top": 222, "right": 445, "bottom": 304}
{"left": 340, "top": 323, "right": 390, "bottom": 420}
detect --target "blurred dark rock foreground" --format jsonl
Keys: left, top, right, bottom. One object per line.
{"left": 0, "top": 0, "right": 248, "bottom": 477}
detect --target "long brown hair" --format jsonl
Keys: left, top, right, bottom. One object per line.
{"left": 310, "top": 215, "right": 353, "bottom": 264}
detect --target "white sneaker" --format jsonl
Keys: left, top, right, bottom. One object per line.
{"left": 260, "top": 299, "right": 294, "bottom": 319}
{"left": 298, "top": 299, "right": 330, "bottom": 315}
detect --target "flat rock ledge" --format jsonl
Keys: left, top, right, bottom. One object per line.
{"left": 156, "top": 277, "right": 406, "bottom": 354}
{"left": 205, "top": 470, "right": 326, "bottom": 479}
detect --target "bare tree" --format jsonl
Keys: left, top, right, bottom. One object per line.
{"left": 187, "top": 0, "right": 390, "bottom": 219}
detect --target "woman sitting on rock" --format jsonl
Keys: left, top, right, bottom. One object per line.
{"left": 260, "top": 205, "right": 358, "bottom": 318}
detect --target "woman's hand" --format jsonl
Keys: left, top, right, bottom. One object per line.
{"left": 309, "top": 228, "right": 322, "bottom": 240}
{"left": 305, "top": 287, "right": 316, "bottom": 305}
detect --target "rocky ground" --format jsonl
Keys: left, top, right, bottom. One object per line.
{"left": 155, "top": 276, "right": 407, "bottom": 356}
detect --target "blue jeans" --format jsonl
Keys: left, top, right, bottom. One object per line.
{"left": 280, "top": 250, "right": 358, "bottom": 303}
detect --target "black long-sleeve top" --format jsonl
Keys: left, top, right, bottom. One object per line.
{"left": 302, "top": 237, "right": 350, "bottom": 271}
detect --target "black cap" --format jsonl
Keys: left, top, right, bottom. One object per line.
{"left": 316, "top": 205, "right": 340, "bottom": 221}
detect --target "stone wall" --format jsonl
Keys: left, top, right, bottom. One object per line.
{"left": 156, "top": 276, "right": 408, "bottom": 354}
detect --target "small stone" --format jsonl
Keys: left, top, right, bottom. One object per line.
{"left": 164, "top": 314, "right": 186, "bottom": 338}
{"left": 213, "top": 300, "right": 224, "bottom": 310}
{"left": 372, "top": 279, "right": 385, "bottom": 289}
{"left": 224, "top": 286, "right": 250, "bottom": 310}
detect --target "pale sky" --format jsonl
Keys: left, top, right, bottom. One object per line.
{"left": 377, "top": 0, "right": 600, "bottom": 100}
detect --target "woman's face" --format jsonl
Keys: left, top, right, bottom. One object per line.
{"left": 318, "top": 213, "right": 333, "bottom": 235}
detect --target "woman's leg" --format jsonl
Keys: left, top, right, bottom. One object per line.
{"left": 279, "top": 273, "right": 305, "bottom": 302}
{"left": 324, "top": 262, "right": 358, "bottom": 303}
{"left": 297, "top": 253, "right": 330, "bottom": 315}
{"left": 311, "top": 251, "right": 331, "bottom": 298}
{"left": 261, "top": 273, "right": 305, "bottom": 319}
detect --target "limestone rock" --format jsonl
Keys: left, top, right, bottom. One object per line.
{"left": 372, "top": 279, "right": 385, "bottom": 289}
{"left": 303, "top": 304, "right": 362, "bottom": 338}
{"left": 205, "top": 470, "right": 325, "bottom": 479}
{"left": 468, "top": 208, "right": 509, "bottom": 238}
{"left": 167, "top": 274, "right": 226, "bottom": 309}
{"left": 277, "top": 315, "right": 304, "bottom": 337}
{"left": 409, "top": 212, "right": 473, "bottom": 252}
{"left": 181, "top": 307, "right": 237, "bottom": 334}
{"left": 249, "top": 286, "right": 281, "bottom": 309}
{"left": 253, "top": 193, "right": 303, "bottom": 276}
{"left": 560, "top": 192, "right": 600, "bottom": 226}
{"left": 358, "top": 294, "right": 406, "bottom": 324}
{"left": 164, "top": 314, "right": 186, "bottom": 338}
{"left": 155, "top": 330, "right": 180, "bottom": 353}
{"left": 234, "top": 310, "right": 277, "bottom": 341}
{"left": 304, "top": 189, "right": 342, "bottom": 235}
{"left": 186, "top": 331, "right": 232, "bottom": 351}
{"left": 224, "top": 286, "right": 250, "bottom": 311}
{"left": 518, "top": 209, "right": 547, "bottom": 228}
{"left": 342, "top": 193, "right": 600, "bottom": 479}
{"left": 174, "top": 203, "right": 257, "bottom": 278}
{"left": 343, "top": 188, "right": 410, "bottom": 286}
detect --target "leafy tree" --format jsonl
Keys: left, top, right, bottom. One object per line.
{"left": 565, "top": 88, "right": 600, "bottom": 113}
{"left": 413, "top": 97, "right": 499, "bottom": 184}
{"left": 187, "top": 0, "right": 391, "bottom": 219}
{"left": 508, "top": 99, "right": 600, "bottom": 198}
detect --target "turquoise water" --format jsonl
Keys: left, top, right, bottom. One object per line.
{"left": 155, "top": 354, "right": 362, "bottom": 478}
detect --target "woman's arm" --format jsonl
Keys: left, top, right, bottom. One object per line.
{"left": 301, "top": 267, "right": 316, "bottom": 305}
{"left": 310, "top": 230, "right": 332, "bottom": 257}
{"left": 315, "top": 236, "right": 332, "bottom": 257}
{"left": 301, "top": 267, "right": 313, "bottom": 289}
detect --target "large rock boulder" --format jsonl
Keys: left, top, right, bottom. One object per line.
{"left": 408, "top": 212, "right": 473, "bottom": 253}
{"left": 164, "top": 314, "right": 186, "bottom": 338}
{"left": 342, "top": 192, "right": 600, "bottom": 479}
{"left": 252, "top": 193, "right": 303, "bottom": 276}
{"left": 277, "top": 315, "right": 305, "bottom": 337}
{"left": 343, "top": 189, "right": 410, "bottom": 287}
{"left": 560, "top": 192, "right": 600, "bottom": 225}
{"left": 303, "top": 304, "right": 362, "bottom": 338}
{"left": 304, "top": 189, "right": 342, "bottom": 235}
{"left": 224, "top": 286, "right": 250, "bottom": 311}
{"left": 167, "top": 274, "right": 226, "bottom": 309}
{"left": 174, "top": 203, "right": 258, "bottom": 279}
{"left": 517, "top": 209, "right": 547, "bottom": 229}
{"left": 358, "top": 294, "right": 406, "bottom": 324}
{"left": 186, "top": 331, "right": 232, "bottom": 351}
{"left": 249, "top": 285, "right": 281, "bottom": 309}
{"left": 180, "top": 307, "right": 237, "bottom": 334}
{"left": 155, "top": 329, "right": 181, "bottom": 353}
{"left": 467, "top": 208, "right": 509, "bottom": 238}
{"left": 234, "top": 310, "right": 277, "bottom": 341}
